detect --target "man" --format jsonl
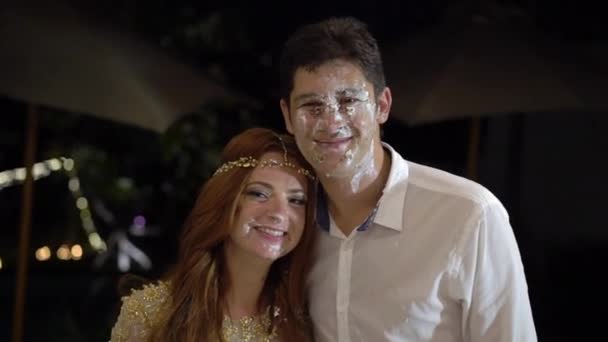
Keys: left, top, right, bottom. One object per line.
{"left": 278, "top": 16, "right": 537, "bottom": 341}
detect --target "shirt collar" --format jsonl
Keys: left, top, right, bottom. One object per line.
{"left": 373, "top": 142, "right": 409, "bottom": 231}
{"left": 316, "top": 188, "right": 379, "bottom": 232}
{"left": 315, "top": 142, "right": 409, "bottom": 232}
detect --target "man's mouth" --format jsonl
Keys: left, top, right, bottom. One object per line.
{"left": 314, "top": 137, "right": 352, "bottom": 149}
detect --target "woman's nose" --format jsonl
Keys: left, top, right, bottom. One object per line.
{"left": 266, "top": 197, "right": 288, "bottom": 224}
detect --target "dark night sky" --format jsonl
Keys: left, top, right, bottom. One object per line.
{"left": 1, "top": 1, "right": 606, "bottom": 247}
{"left": 1, "top": 1, "right": 607, "bottom": 340}
{"left": 1, "top": 0, "right": 607, "bottom": 262}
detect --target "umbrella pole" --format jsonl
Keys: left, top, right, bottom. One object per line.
{"left": 466, "top": 117, "right": 481, "bottom": 181}
{"left": 12, "top": 104, "right": 38, "bottom": 342}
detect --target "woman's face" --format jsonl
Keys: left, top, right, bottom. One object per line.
{"left": 226, "top": 152, "right": 309, "bottom": 262}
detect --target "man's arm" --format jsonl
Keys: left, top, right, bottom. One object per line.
{"left": 458, "top": 201, "right": 537, "bottom": 342}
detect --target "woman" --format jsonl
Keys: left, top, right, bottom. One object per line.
{"left": 110, "top": 127, "right": 317, "bottom": 341}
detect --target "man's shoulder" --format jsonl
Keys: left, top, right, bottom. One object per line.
{"left": 404, "top": 159, "right": 501, "bottom": 209}
{"left": 384, "top": 144, "right": 499, "bottom": 209}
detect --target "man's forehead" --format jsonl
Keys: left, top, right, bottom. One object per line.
{"left": 292, "top": 70, "right": 371, "bottom": 92}
{"left": 295, "top": 60, "right": 363, "bottom": 78}
{"left": 292, "top": 88, "right": 369, "bottom": 102}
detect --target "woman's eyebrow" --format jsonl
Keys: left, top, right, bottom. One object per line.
{"left": 245, "top": 181, "right": 272, "bottom": 189}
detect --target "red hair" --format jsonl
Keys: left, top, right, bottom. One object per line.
{"left": 150, "top": 127, "right": 316, "bottom": 341}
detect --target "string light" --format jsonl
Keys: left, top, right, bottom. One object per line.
{"left": 0, "top": 157, "right": 107, "bottom": 253}
{"left": 71, "top": 245, "right": 83, "bottom": 260}
{"left": 62, "top": 158, "right": 74, "bottom": 171}
{"left": 0, "top": 158, "right": 67, "bottom": 187}
{"left": 32, "top": 163, "right": 50, "bottom": 179}
{"left": 68, "top": 177, "right": 80, "bottom": 191}
{"left": 56, "top": 244, "right": 71, "bottom": 260}
{"left": 88, "top": 232, "right": 105, "bottom": 251}
{"left": 76, "top": 197, "right": 88, "bottom": 210}
{"left": 35, "top": 246, "right": 51, "bottom": 261}
{"left": 36, "top": 244, "right": 87, "bottom": 261}
{"left": 47, "top": 158, "right": 62, "bottom": 171}
{"left": 15, "top": 168, "right": 26, "bottom": 181}
{"left": 0, "top": 171, "right": 10, "bottom": 185}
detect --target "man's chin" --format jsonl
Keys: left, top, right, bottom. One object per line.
{"left": 314, "top": 161, "right": 353, "bottom": 179}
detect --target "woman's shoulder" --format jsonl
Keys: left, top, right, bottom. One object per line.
{"left": 110, "top": 280, "right": 171, "bottom": 342}
{"left": 121, "top": 280, "right": 170, "bottom": 318}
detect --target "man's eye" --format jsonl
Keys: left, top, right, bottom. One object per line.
{"left": 302, "top": 102, "right": 323, "bottom": 108}
{"left": 301, "top": 104, "right": 324, "bottom": 116}
{"left": 340, "top": 98, "right": 358, "bottom": 105}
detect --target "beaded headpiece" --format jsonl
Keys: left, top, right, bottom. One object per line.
{"left": 212, "top": 134, "right": 315, "bottom": 180}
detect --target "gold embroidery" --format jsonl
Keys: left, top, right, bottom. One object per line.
{"left": 110, "top": 281, "right": 280, "bottom": 341}
{"left": 221, "top": 308, "right": 279, "bottom": 342}
{"left": 110, "top": 281, "right": 169, "bottom": 342}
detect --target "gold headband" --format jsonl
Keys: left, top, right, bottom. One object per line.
{"left": 212, "top": 156, "right": 315, "bottom": 180}
{"left": 212, "top": 134, "right": 315, "bottom": 180}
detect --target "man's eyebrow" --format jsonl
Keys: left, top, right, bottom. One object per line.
{"left": 293, "top": 93, "right": 320, "bottom": 103}
{"left": 293, "top": 88, "right": 369, "bottom": 104}
{"left": 337, "top": 88, "right": 368, "bottom": 97}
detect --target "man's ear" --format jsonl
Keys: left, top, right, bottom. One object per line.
{"left": 376, "top": 86, "right": 392, "bottom": 124}
{"left": 280, "top": 98, "right": 294, "bottom": 134}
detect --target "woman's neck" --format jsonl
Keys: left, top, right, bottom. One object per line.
{"left": 223, "top": 245, "right": 272, "bottom": 319}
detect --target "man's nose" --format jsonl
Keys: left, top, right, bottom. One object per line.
{"left": 316, "top": 104, "right": 348, "bottom": 132}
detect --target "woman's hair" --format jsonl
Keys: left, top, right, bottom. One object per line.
{"left": 149, "top": 127, "right": 317, "bottom": 342}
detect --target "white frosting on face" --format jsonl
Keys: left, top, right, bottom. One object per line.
{"left": 226, "top": 152, "right": 308, "bottom": 261}
{"left": 236, "top": 218, "right": 284, "bottom": 258}
{"left": 288, "top": 61, "right": 382, "bottom": 192}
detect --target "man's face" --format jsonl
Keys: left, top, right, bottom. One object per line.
{"left": 281, "top": 60, "right": 390, "bottom": 179}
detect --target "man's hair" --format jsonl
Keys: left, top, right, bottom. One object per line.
{"left": 279, "top": 16, "right": 386, "bottom": 103}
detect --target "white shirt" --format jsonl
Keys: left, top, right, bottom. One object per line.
{"left": 308, "top": 143, "right": 537, "bottom": 342}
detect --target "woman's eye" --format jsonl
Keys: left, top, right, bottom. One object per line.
{"left": 289, "top": 197, "right": 307, "bottom": 206}
{"left": 245, "top": 190, "right": 268, "bottom": 199}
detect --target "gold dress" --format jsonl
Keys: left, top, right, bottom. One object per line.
{"left": 110, "top": 281, "right": 279, "bottom": 342}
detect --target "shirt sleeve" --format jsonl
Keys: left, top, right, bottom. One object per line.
{"left": 458, "top": 201, "right": 537, "bottom": 342}
{"left": 110, "top": 281, "right": 169, "bottom": 342}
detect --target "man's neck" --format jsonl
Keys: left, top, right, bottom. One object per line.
{"left": 320, "top": 147, "right": 391, "bottom": 236}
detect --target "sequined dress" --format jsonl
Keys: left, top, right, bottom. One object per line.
{"left": 109, "top": 281, "right": 279, "bottom": 342}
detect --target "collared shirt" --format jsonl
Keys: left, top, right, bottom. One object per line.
{"left": 308, "top": 143, "right": 537, "bottom": 342}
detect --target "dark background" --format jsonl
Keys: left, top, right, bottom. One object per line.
{"left": 1, "top": 0, "right": 607, "bottom": 341}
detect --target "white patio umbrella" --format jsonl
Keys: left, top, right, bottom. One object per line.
{"left": 382, "top": 15, "right": 608, "bottom": 180}
{"left": 0, "top": 3, "right": 252, "bottom": 341}
{"left": 0, "top": 2, "right": 248, "bottom": 133}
